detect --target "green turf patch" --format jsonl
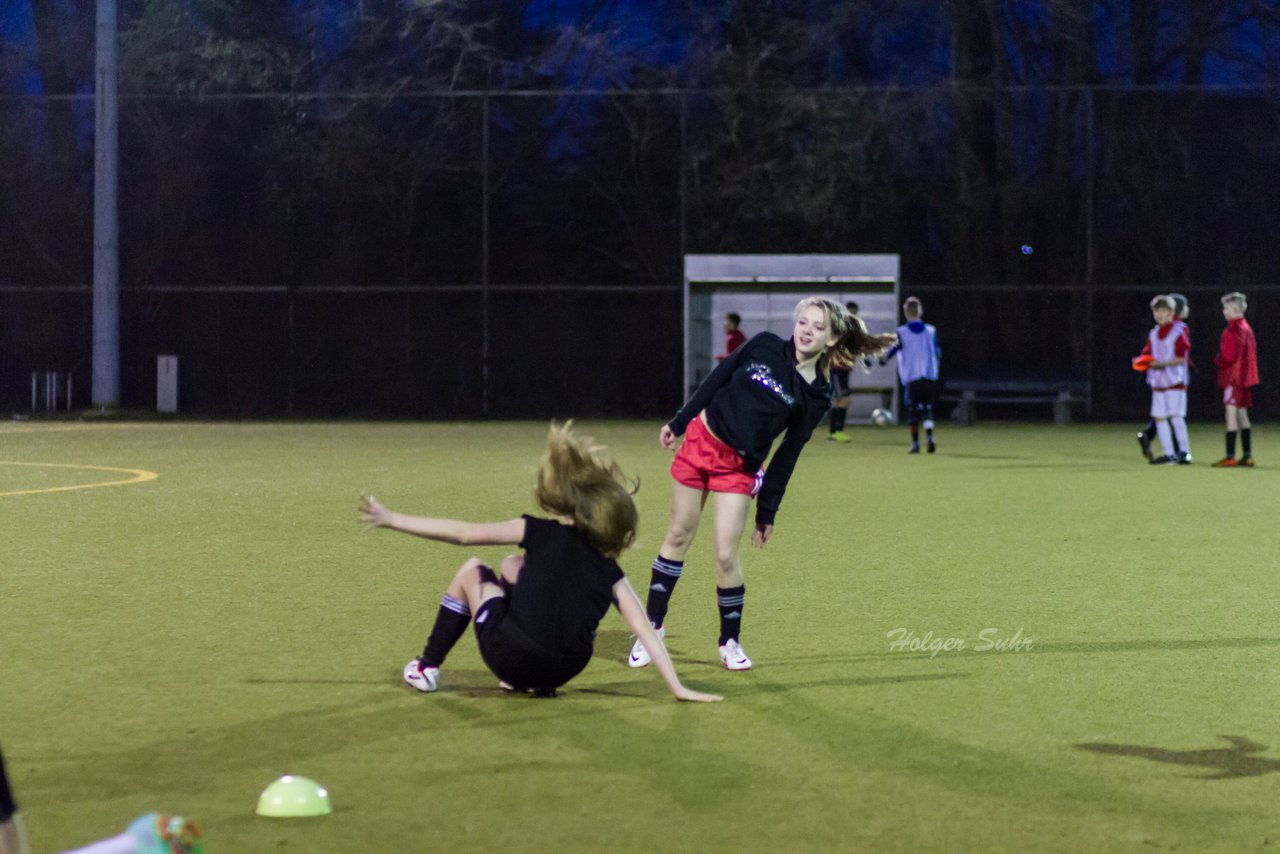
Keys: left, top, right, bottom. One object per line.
{"left": 3, "top": 420, "right": 1278, "bottom": 851}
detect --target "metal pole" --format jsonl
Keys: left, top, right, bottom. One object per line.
{"left": 92, "top": 0, "right": 120, "bottom": 407}
{"left": 679, "top": 93, "right": 688, "bottom": 404}
{"left": 480, "top": 90, "right": 490, "bottom": 416}
{"left": 1083, "top": 88, "right": 1096, "bottom": 417}
{"left": 678, "top": 91, "right": 687, "bottom": 272}
{"left": 31, "top": 372, "right": 36, "bottom": 411}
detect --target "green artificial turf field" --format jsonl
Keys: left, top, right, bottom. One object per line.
{"left": 3, "top": 419, "right": 1278, "bottom": 853}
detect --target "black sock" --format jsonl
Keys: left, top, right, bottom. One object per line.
{"left": 1242, "top": 428, "right": 1252, "bottom": 456}
{"left": 824, "top": 407, "right": 844, "bottom": 435}
{"left": 1226, "top": 430, "right": 1237, "bottom": 458}
{"left": 1144, "top": 420, "right": 1157, "bottom": 441}
{"left": 910, "top": 424, "right": 920, "bottom": 445}
{"left": 420, "top": 594, "right": 471, "bottom": 668}
{"left": 645, "top": 556, "right": 683, "bottom": 627}
{"left": 717, "top": 584, "right": 745, "bottom": 645}
{"left": 926, "top": 427, "right": 934, "bottom": 442}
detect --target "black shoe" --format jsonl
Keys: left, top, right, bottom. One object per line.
{"left": 927, "top": 441, "right": 936, "bottom": 454}
{"left": 1176, "top": 453, "right": 1192, "bottom": 465}
{"left": 909, "top": 445, "right": 920, "bottom": 454}
{"left": 1149, "top": 455, "right": 1175, "bottom": 465}
{"left": 1136, "top": 432, "right": 1153, "bottom": 461}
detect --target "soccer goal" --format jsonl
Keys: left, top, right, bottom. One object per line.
{"left": 683, "top": 254, "right": 901, "bottom": 424}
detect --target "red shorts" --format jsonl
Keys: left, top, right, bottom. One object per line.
{"left": 1223, "top": 385, "right": 1253, "bottom": 408}
{"left": 670, "top": 416, "right": 763, "bottom": 495}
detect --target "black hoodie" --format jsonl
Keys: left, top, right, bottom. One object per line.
{"left": 668, "top": 332, "right": 831, "bottom": 526}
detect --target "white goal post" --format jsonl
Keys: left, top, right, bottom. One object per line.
{"left": 683, "top": 254, "right": 901, "bottom": 425}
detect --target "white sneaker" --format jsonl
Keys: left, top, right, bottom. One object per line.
{"left": 718, "top": 639, "right": 752, "bottom": 671}
{"left": 628, "top": 625, "right": 665, "bottom": 668}
{"left": 403, "top": 659, "right": 439, "bottom": 692}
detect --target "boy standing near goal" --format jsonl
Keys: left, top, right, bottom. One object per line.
{"left": 1212, "top": 292, "right": 1259, "bottom": 467}
{"left": 1140, "top": 295, "right": 1192, "bottom": 465}
{"left": 717, "top": 312, "right": 747, "bottom": 362}
{"left": 882, "top": 297, "right": 940, "bottom": 453}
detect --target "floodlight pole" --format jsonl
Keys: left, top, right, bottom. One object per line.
{"left": 480, "top": 90, "right": 490, "bottom": 416}
{"left": 92, "top": 0, "right": 120, "bottom": 407}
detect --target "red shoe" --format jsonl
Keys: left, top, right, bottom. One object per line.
{"left": 1212, "top": 457, "right": 1238, "bottom": 468}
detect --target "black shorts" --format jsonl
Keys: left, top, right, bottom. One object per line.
{"left": 905, "top": 379, "right": 938, "bottom": 409}
{"left": 0, "top": 747, "right": 17, "bottom": 823}
{"left": 473, "top": 597, "right": 590, "bottom": 691}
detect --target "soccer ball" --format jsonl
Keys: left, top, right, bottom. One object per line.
{"left": 871, "top": 408, "right": 894, "bottom": 428}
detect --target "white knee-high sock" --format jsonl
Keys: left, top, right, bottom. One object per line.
{"left": 1172, "top": 417, "right": 1190, "bottom": 456}
{"left": 1156, "top": 420, "right": 1174, "bottom": 458}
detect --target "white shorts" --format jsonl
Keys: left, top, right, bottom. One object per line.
{"left": 1150, "top": 389, "right": 1187, "bottom": 419}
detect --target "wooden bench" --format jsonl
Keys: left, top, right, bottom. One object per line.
{"left": 940, "top": 378, "right": 1090, "bottom": 425}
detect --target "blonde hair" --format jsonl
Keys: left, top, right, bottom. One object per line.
{"left": 794, "top": 297, "right": 898, "bottom": 373}
{"left": 534, "top": 421, "right": 638, "bottom": 559}
{"left": 1222, "top": 291, "right": 1248, "bottom": 312}
{"left": 903, "top": 297, "right": 923, "bottom": 319}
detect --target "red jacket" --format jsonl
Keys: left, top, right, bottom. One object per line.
{"left": 1214, "top": 317, "right": 1259, "bottom": 390}
{"left": 718, "top": 328, "right": 747, "bottom": 361}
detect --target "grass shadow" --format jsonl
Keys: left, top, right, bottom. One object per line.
{"left": 744, "top": 671, "right": 970, "bottom": 694}
{"left": 579, "top": 671, "right": 969, "bottom": 698}
{"left": 17, "top": 679, "right": 618, "bottom": 805}
{"left": 593, "top": 628, "right": 635, "bottom": 661}
{"left": 1074, "top": 735, "right": 1280, "bottom": 779}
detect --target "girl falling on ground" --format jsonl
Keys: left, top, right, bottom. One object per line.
{"left": 359, "top": 422, "right": 720, "bottom": 702}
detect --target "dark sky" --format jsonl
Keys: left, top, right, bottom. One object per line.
{"left": 2, "top": 1, "right": 1277, "bottom": 97}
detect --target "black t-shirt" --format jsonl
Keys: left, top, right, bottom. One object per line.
{"left": 508, "top": 515, "right": 625, "bottom": 659}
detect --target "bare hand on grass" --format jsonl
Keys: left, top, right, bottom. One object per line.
{"left": 675, "top": 687, "right": 723, "bottom": 703}
{"left": 359, "top": 494, "right": 391, "bottom": 529}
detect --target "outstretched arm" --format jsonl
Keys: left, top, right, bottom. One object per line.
{"left": 668, "top": 334, "right": 756, "bottom": 437}
{"left": 359, "top": 495, "right": 526, "bottom": 546}
{"left": 613, "top": 578, "right": 722, "bottom": 703}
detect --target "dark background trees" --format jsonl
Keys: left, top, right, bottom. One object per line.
{"left": 1, "top": 0, "right": 1278, "bottom": 418}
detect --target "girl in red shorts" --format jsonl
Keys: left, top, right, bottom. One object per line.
{"left": 629, "top": 298, "right": 896, "bottom": 671}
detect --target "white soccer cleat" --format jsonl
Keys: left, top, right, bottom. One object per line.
{"left": 628, "top": 625, "right": 664, "bottom": 668}
{"left": 403, "top": 659, "right": 439, "bottom": 693}
{"left": 718, "top": 638, "right": 752, "bottom": 671}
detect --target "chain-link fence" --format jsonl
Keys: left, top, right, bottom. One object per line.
{"left": 1, "top": 86, "right": 1277, "bottom": 418}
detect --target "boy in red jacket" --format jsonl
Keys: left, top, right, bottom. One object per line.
{"left": 1212, "top": 292, "right": 1260, "bottom": 467}
{"left": 718, "top": 312, "right": 747, "bottom": 361}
